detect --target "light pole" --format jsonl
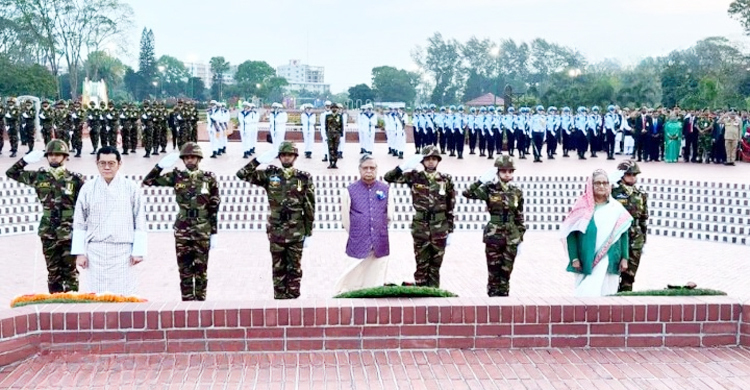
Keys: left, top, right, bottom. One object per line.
{"left": 152, "top": 81, "right": 158, "bottom": 98}
{"left": 490, "top": 46, "right": 500, "bottom": 106}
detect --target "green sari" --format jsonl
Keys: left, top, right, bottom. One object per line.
{"left": 664, "top": 119, "right": 682, "bottom": 163}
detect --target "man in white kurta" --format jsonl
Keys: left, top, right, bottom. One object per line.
{"left": 71, "top": 146, "right": 147, "bottom": 295}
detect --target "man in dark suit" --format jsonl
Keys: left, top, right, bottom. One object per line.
{"left": 647, "top": 109, "right": 665, "bottom": 162}
{"left": 683, "top": 110, "right": 699, "bottom": 162}
{"left": 633, "top": 107, "right": 652, "bottom": 162}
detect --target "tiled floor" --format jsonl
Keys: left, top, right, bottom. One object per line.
{"left": 1, "top": 348, "right": 749, "bottom": 389}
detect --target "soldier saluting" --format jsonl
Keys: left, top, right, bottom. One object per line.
{"left": 236, "top": 142, "right": 315, "bottom": 299}
{"left": 142, "top": 142, "right": 220, "bottom": 301}
{"left": 463, "top": 155, "right": 526, "bottom": 297}
{"left": 6, "top": 140, "right": 85, "bottom": 292}
{"left": 611, "top": 159, "right": 648, "bottom": 292}
{"left": 384, "top": 145, "right": 456, "bottom": 288}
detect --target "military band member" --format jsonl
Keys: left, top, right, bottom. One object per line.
{"left": 236, "top": 142, "right": 315, "bottom": 299}
{"left": 463, "top": 155, "right": 526, "bottom": 296}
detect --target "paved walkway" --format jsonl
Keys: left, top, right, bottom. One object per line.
{"left": 1, "top": 348, "right": 749, "bottom": 389}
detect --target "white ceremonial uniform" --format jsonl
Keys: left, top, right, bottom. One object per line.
{"left": 220, "top": 108, "right": 230, "bottom": 150}
{"left": 238, "top": 109, "right": 253, "bottom": 153}
{"left": 384, "top": 111, "right": 395, "bottom": 150}
{"left": 208, "top": 108, "right": 221, "bottom": 154}
{"left": 71, "top": 175, "right": 147, "bottom": 295}
{"left": 301, "top": 110, "right": 316, "bottom": 154}
{"left": 357, "top": 110, "right": 366, "bottom": 151}
{"left": 269, "top": 110, "right": 288, "bottom": 149}
{"left": 247, "top": 109, "right": 260, "bottom": 153}
{"left": 395, "top": 111, "right": 407, "bottom": 154}
{"left": 362, "top": 110, "right": 377, "bottom": 153}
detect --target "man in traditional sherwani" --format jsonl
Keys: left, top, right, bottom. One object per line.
{"left": 71, "top": 146, "right": 147, "bottom": 295}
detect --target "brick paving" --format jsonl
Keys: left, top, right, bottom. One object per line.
{"left": 0, "top": 348, "right": 749, "bottom": 389}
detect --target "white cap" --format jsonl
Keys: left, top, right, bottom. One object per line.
{"left": 272, "top": 102, "right": 282, "bottom": 108}
{"left": 248, "top": 103, "right": 256, "bottom": 108}
{"left": 324, "top": 100, "right": 332, "bottom": 106}
{"left": 209, "top": 100, "right": 217, "bottom": 105}
{"left": 242, "top": 101, "right": 251, "bottom": 107}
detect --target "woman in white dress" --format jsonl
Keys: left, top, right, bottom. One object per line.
{"left": 561, "top": 169, "right": 633, "bottom": 297}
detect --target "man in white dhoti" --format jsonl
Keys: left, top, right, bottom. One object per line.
{"left": 71, "top": 146, "right": 147, "bottom": 296}
{"left": 334, "top": 155, "right": 394, "bottom": 294}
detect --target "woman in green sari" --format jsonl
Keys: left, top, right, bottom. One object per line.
{"left": 663, "top": 111, "right": 683, "bottom": 163}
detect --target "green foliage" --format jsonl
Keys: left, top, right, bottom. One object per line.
{"left": 729, "top": 0, "right": 750, "bottom": 35}
{"left": 0, "top": 58, "right": 57, "bottom": 97}
{"left": 137, "top": 28, "right": 156, "bottom": 100}
{"left": 347, "top": 84, "right": 375, "bottom": 106}
{"left": 209, "top": 56, "right": 230, "bottom": 100}
{"left": 614, "top": 288, "right": 726, "bottom": 297}
{"left": 371, "top": 66, "right": 418, "bottom": 103}
{"left": 334, "top": 285, "right": 458, "bottom": 299}
{"left": 85, "top": 51, "right": 125, "bottom": 89}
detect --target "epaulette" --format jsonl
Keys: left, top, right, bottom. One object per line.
{"left": 296, "top": 169, "right": 312, "bottom": 179}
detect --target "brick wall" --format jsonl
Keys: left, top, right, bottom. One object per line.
{"left": 0, "top": 297, "right": 747, "bottom": 367}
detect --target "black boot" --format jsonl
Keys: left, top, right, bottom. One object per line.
{"left": 458, "top": 153, "right": 463, "bottom": 159}
{"left": 210, "top": 152, "right": 217, "bottom": 159}
{"left": 10, "top": 150, "right": 16, "bottom": 158}
{"left": 398, "top": 152, "right": 404, "bottom": 159}
{"left": 122, "top": 150, "right": 129, "bottom": 156}
{"left": 338, "top": 151, "right": 343, "bottom": 159}
{"left": 243, "top": 151, "right": 249, "bottom": 159}
{"left": 360, "top": 148, "right": 365, "bottom": 154}
{"left": 322, "top": 155, "right": 328, "bottom": 162}
{"left": 487, "top": 151, "right": 493, "bottom": 159}
{"left": 305, "top": 152, "right": 311, "bottom": 159}
{"left": 469, "top": 149, "right": 475, "bottom": 155}
{"left": 75, "top": 150, "right": 81, "bottom": 158}
{"left": 143, "top": 151, "right": 150, "bottom": 158}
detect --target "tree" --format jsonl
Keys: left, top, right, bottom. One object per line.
{"left": 233, "top": 60, "right": 277, "bottom": 97}
{"left": 209, "top": 56, "right": 230, "bottom": 100}
{"left": 371, "top": 66, "right": 418, "bottom": 103}
{"left": 412, "top": 32, "right": 463, "bottom": 105}
{"left": 137, "top": 28, "right": 156, "bottom": 99}
{"left": 84, "top": 50, "right": 124, "bottom": 89}
{"left": 6, "top": 0, "right": 133, "bottom": 98}
{"left": 0, "top": 57, "right": 56, "bottom": 97}
{"left": 347, "top": 84, "right": 375, "bottom": 106}
{"left": 186, "top": 76, "right": 205, "bottom": 100}
{"left": 156, "top": 55, "right": 190, "bottom": 97}
{"left": 729, "top": 0, "right": 750, "bottom": 35}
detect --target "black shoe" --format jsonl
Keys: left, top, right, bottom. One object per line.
{"left": 210, "top": 152, "right": 217, "bottom": 159}
{"left": 563, "top": 153, "right": 569, "bottom": 157}
{"left": 74, "top": 152, "right": 81, "bottom": 158}
{"left": 243, "top": 152, "right": 249, "bottom": 159}
{"left": 305, "top": 152, "right": 311, "bottom": 159}
{"left": 440, "top": 149, "right": 446, "bottom": 154}
{"left": 130, "top": 150, "right": 136, "bottom": 153}
{"left": 122, "top": 151, "right": 129, "bottom": 156}
{"left": 579, "top": 155, "right": 586, "bottom": 160}
{"left": 143, "top": 152, "right": 150, "bottom": 158}
{"left": 519, "top": 155, "right": 526, "bottom": 159}
{"left": 90, "top": 150, "right": 97, "bottom": 155}
{"left": 398, "top": 152, "right": 404, "bottom": 159}
{"left": 591, "top": 154, "right": 597, "bottom": 158}
{"left": 469, "top": 150, "right": 475, "bottom": 155}
{"left": 458, "top": 153, "right": 463, "bottom": 159}
{"left": 479, "top": 152, "right": 486, "bottom": 157}
{"left": 534, "top": 158, "right": 542, "bottom": 163}
{"left": 360, "top": 148, "right": 365, "bottom": 154}
{"left": 322, "top": 156, "right": 328, "bottom": 162}
{"left": 548, "top": 155, "right": 555, "bottom": 160}
{"left": 10, "top": 151, "right": 16, "bottom": 158}
{"left": 338, "top": 152, "right": 343, "bottom": 159}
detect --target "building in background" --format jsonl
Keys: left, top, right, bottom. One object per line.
{"left": 276, "top": 60, "right": 330, "bottom": 94}
{"left": 184, "top": 62, "right": 237, "bottom": 88}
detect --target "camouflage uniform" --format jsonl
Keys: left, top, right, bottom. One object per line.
{"left": 53, "top": 100, "right": 70, "bottom": 145}
{"left": 697, "top": 115, "right": 714, "bottom": 163}
{"left": 86, "top": 102, "right": 101, "bottom": 153}
{"left": 20, "top": 100, "right": 35, "bottom": 152}
{"left": 173, "top": 101, "right": 187, "bottom": 149}
{"left": 462, "top": 156, "right": 526, "bottom": 296}
{"left": 142, "top": 143, "right": 220, "bottom": 301}
{"left": 39, "top": 101, "right": 55, "bottom": 146}
{"left": 236, "top": 142, "right": 315, "bottom": 299}
{"left": 612, "top": 160, "right": 648, "bottom": 292}
{"left": 6, "top": 98, "right": 21, "bottom": 157}
{"left": 141, "top": 101, "right": 155, "bottom": 157}
{"left": 188, "top": 102, "right": 199, "bottom": 142}
{"left": 384, "top": 146, "right": 456, "bottom": 287}
{"left": 6, "top": 140, "right": 85, "bottom": 292}
{"left": 325, "top": 106, "right": 343, "bottom": 168}
{"left": 128, "top": 103, "right": 140, "bottom": 152}
{"left": 156, "top": 102, "right": 168, "bottom": 153}
{"left": 104, "top": 102, "right": 120, "bottom": 148}
{"left": 97, "top": 101, "right": 108, "bottom": 146}
{"left": 119, "top": 103, "right": 131, "bottom": 154}
{"left": 70, "top": 102, "right": 84, "bottom": 157}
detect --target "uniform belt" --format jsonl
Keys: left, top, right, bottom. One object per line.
{"left": 414, "top": 211, "right": 447, "bottom": 222}
{"left": 42, "top": 209, "right": 74, "bottom": 219}
{"left": 274, "top": 210, "right": 304, "bottom": 222}
{"left": 179, "top": 208, "right": 209, "bottom": 219}
{"left": 490, "top": 213, "right": 511, "bottom": 224}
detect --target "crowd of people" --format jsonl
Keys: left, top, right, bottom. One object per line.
{"left": 7, "top": 132, "right": 653, "bottom": 299}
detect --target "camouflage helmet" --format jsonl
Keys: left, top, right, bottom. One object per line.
{"left": 56, "top": 99, "right": 65, "bottom": 106}
{"left": 44, "top": 140, "right": 70, "bottom": 157}
{"left": 421, "top": 145, "right": 442, "bottom": 161}
{"left": 179, "top": 142, "right": 203, "bottom": 159}
{"left": 278, "top": 141, "right": 299, "bottom": 156}
{"left": 617, "top": 159, "right": 641, "bottom": 175}
{"left": 494, "top": 155, "right": 515, "bottom": 170}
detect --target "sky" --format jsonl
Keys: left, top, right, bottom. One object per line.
{"left": 121, "top": 0, "right": 746, "bottom": 93}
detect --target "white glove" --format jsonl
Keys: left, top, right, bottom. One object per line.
{"left": 39, "top": 114, "right": 46, "bottom": 120}
{"left": 87, "top": 115, "right": 93, "bottom": 120}
{"left": 157, "top": 152, "right": 180, "bottom": 169}
{"left": 22, "top": 113, "right": 29, "bottom": 119}
{"left": 141, "top": 114, "right": 148, "bottom": 120}
{"left": 479, "top": 168, "right": 497, "bottom": 183}
{"left": 72, "top": 113, "right": 77, "bottom": 119}
{"left": 399, "top": 154, "right": 422, "bottom": 171}
{"left": 106, "top": 114, "right": 113, "bottom": 120}
{"left": 177, "top": 115, "right": 183, "bottom": 120}
{"left": 4, "top": 113, "right": 10, "bottom": 118}
{"left": 210, "top": 235, "right": 217, "bottom": 250}
{"left": 256, "top": 149, "right": 278, "bottom": 164}
{"left": 22, "top": 150, "right": 45, "bottom": 164}
{"left": 446, "top": 234, "right": 453, "bottom": 247}
{"left": 303, "top": 236, "right": 311, "bottom": 248}
{"left": 516, "top": 243, "right": 523, "bottom": 258}
{"left": 609, "top": 169, "right": 626, "bottom": 188}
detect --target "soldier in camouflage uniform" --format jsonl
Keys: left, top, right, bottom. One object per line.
{"left": 236, "top": 142, "right": 315, "bottom": 299}
{"left": 53, "top": 100, "right": 70, "bottom": 145}
{"left": 104, "top": 101, "right": 120, "bottom": 149}
{"left": 128, "top": 102, "right": 140, "bottom": 153}
{"left": 39, "top": 100, "right": 55, "bottom": 146}
{"left": 5, "top": 97, "right": 20, "bottom": 157}
{"left": 70, "top": 101, "right": 84, "bottom": 157}
{"left": 6, "top": 140, "right": 85, "bottom": 292}
{"left": 142, "top": 142, "right": 220, "bottom": 301}
{"left": 463, "top": 155, "right": 526, "bottom": 296}
{"left": 384, "top": 145, "right": 456, "bottom": 288}
{"left": 612, "top": 159, "right": 648, "bottom": 292}
{"left": 696, "top": 111, "right": 714, "bottom": 164}
{"left": 325, "top": 103, "right": 344, "bottom": 169}
{"left": 141, "top": 100, "right": 155, "bottom": 157}
{"left": 97, "top": 101, "right": 108, "bottom": 146}
{"left": 20, "top": 99, "right": 35, "bottom": 153}
{"left": 86, "top": 101, "right": 101, "bottom": 153}
{"left": 156, "top": 101, "right": 169, "bottom": 153}
{"left": 188, "top": 101, "right": 199, "bottom": 142}
{"left": 172, "top": 99, "right": 186, "bottom": 150}
{"left": 119, "top": 102, "right": 131, "bottom": 155}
